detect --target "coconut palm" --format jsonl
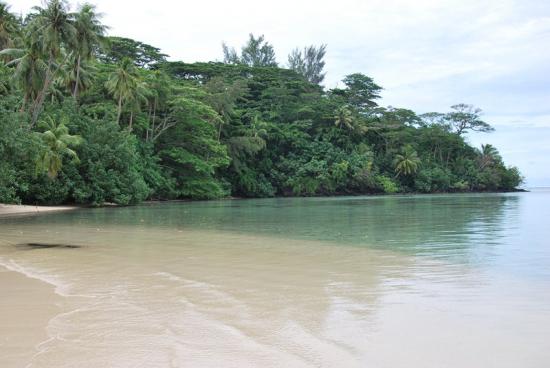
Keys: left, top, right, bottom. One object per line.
{"left": 334, "top": 105, "right": 354, "bottom": 130}
{"left": 393, "top": 145, "right": 421, "bottom": 176}
{"left": 35, "top": 116, "right": 81, "bottom": 178}
{"left": 0, "top": 2, "right": 20, "bottom": 51}
{"left": 249, "top": 114, "right": 268, "bottom": 138}
{"left": 71, "top": 3, "right": 106, "bottom": 99}
{"left": 0, "top": 41, "right": 47, "bottom": 111}
{"left": 61, "top": 55, "right": 96, "bottom": 99}
{"left": 479, "top": 144, "right": 501, "bottom": 170}
{"left": 145, "top": 70, "right": 170, "bottom": 125}
{"left": 125, "top": 80, "right": 149, "bottom": 130}
{"left": 27, "top": 0, "right": 76, "bottom": 124}
{"left": 105, "top": 58, "right": 140, "bottom": 125}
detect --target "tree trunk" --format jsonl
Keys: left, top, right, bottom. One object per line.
{"left": 116, "top": 95, "right": 122, "bottom": 123}
{"left": 31, "top": 55, "right": 55, "bottom": 126}
{"left": 129, "top": 111, "right": 133, "bottom": 131}
{"left": 31, "top": 52, "right": 71, "bottom": 126}
{"left": 72, "top": 54, "right": 81, "bottom": 101}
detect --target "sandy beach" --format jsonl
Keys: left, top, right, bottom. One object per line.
{"left": 0, "top": 204, "right": 78, "bottom": 217}
{"left": 0, "top": 265, "right": 62, "bottom": 368}
{"left": 0, "top": 204, "right": 77, "bottom": 367}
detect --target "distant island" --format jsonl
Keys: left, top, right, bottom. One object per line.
{"left": 0, "top": 0, "right": 522, "bottom": 206}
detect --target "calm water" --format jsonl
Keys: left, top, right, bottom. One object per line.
{"left": 1, "top": 191, "right": 550, "bottom": 367}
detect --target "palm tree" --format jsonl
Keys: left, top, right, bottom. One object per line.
{"left": 393, "top": 145, "right": 421, "bottom": 177}
{"left": 334, "top": 105, "right": 354, "bottom": 130}
{"left": 249, "top": 114, "right": 268, "bottom": 138}
{"left": 71, "top": 3, "right": 106, "bottom": 100}
{"left": 145, "top": 70, "right": 170, "bottom": 125}
{"left": 105, "top": 58, "right": 140, "bottom": 125}
{"left": 0, "top": 41, "right": 47, "bottom": 112}
{"left": 125, "top": 80, "right": 149, "bottom": 130}
{"left": 35, "top": 116, "right": 81, "bottom": 178}
{"left": 0, "top": 2, "right": 20, "bottom": 51}
{"left": 27, "top": 0, "right": 76, "bottom": 124}
{"left": 61, "top": 55, "right": 96, "bottom": 98}
{"left": 479, "top": 144, "right": 501, "bottom": 170}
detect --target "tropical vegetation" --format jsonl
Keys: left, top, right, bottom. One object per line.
{"left": 0, "top": 0, "right": 523, "bottom": 205}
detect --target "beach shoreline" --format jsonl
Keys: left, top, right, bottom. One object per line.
{"left": 0, "top": 204, "right": 79, "bottom": 218}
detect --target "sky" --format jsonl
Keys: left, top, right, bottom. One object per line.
{"left": 10, "top": 0, "right": 550, "bottom": 186}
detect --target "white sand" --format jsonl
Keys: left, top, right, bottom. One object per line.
{"left": 0, "top": 204, "right": 78, "bottom": 217}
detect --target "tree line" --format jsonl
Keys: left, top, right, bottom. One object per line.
{"left": 0, "top": 0, "right": 522, "bottom": 205}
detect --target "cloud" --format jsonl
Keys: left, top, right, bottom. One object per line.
{"left": 9, "top": 0, "right": 550, "bottom": 184}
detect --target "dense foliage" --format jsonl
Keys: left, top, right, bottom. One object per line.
{"left": 0, "top": 1, "right": 522, "bottom": 205}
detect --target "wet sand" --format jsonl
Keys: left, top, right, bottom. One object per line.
{"left": 0, "top": 265, "right": 62, "bottom": 368}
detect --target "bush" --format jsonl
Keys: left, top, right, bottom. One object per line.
{"left": 375, "top": 175, "right": 399, "bottom": 193}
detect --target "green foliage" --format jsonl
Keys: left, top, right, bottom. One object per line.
{"left": 35, "top": 115, "right": 82, "bottom": 178}
{"left": 393, "top": 145, "right": 421, "bottom": 177}
{"left": 446, "top": 104, "right": 494, "bottom": 135}
{"left": 98, "top": 36, "right": 167, "bottom": 68}
{"left": 0, "top": 2, "right": 523, "bottom": 206}
{"left": 69, "top": 117, "right": 150, "bottom": 205}
{"left": 223, "top": 34, "right": 277, "bottom": 67}
{"left": 375, "top": 175, "right": 399, "bottom": 194}
{"left": 288, "top": 44, "right": 327, "bottom": 84}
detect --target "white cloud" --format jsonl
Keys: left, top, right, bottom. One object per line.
{"left": 9, "top": 0, "right": 550, "bottom": 184}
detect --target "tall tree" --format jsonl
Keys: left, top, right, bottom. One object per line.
{"left": 288, "top": 44, "right": 327, "bottom": 84}
{"left": 27, "top": 0, "right": 76, "bottom": 125}
{"left": 105, "top": 58, "right": 140, "bottom": 125}
{"left": 70, "top": 3, "right": 106, "bottom": 100}
{"left": 222, "top": 34, "right": 277, "bottom": 67}
{"left": 0, "top": 2, "right": 20, "bottom": 51}
{"left": 445, "top": 104, "right": 494, "bottom": 135}
{"left": 98, "top": 36, "right": 168, "bottom": 68}
{"left": 0, "top": 39, "right": 46, "bottom": 111}
{"left": 332, "top": 73, "right": 382, "bottom": 112}
{"left": 204, "top": 76, "right": 248, "bottom": 141}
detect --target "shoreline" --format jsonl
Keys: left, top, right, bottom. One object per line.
{"left": 0, "top": 204, "right": 80, "bottom": 218}
{"left": 1, "top": 188, "right": 530, "bottom": 215}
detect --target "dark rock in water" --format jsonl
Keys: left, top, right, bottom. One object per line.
{"left": 15, "top": 242, "right": 82, "bottom": 250}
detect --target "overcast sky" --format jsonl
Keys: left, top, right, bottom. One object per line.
{"left": 11, "top": 0, "right": 550, "bottom": 186}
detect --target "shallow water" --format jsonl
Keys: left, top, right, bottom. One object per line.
{"left": 1, "top": 191, "right": 550, "bottom": 367}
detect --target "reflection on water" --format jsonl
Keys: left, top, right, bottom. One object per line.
{"left": 0, "top": 192, "right": 549, "bottom": 367}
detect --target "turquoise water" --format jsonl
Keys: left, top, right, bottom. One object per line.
{"left": 1, "top": 191, "right": 549, "bottom": 367}
{"left": 10, "top": 190, "right": 549, "bottom": 272}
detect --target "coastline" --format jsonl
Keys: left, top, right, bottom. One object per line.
{"left": 1, "top": 188, "right": 530, "bottom": 214}
{"left": 0, "top": 204, "right": 79, "bottom": 218}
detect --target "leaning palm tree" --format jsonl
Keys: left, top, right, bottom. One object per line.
{"left": 27, "top": 0, "right": 76, "bottom": 124}
{"left": 35, "top": 116, "right": 81, "bottom": 179}
{"left": 71, "top": 3, "right": 106, "bottom": 100}
{"left": 334, "top": 105, "right": 354, "bottom": 130}
{"left": 105, "top": 58, "right": 140, "bottom": 124}
{"left": 394, "top": 145, "right": 421, "bottom": 177}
